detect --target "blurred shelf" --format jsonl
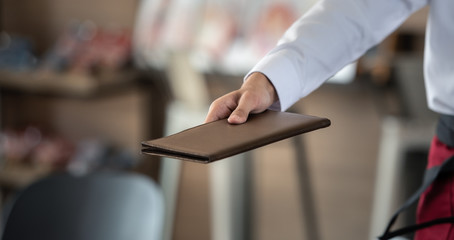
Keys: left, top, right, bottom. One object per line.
{"left": 0, "top": 69, "right": 141, "bottom": 98}
{"left": 0, "top": 163, "right": 53, "bottom": 190}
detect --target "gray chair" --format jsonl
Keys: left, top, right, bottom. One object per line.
{"left": 1, "top": 171, "right": 164, "bottom": 240}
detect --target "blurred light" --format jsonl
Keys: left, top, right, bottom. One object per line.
{"left": 328, "top": 62, "right": 357, "bottom": 84}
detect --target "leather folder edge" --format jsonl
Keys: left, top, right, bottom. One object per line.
{"left": 141, "top": 146, "right": 211, "bottom": 163}
{"left": 141, "top": 116, "right": 331, "bottom": 164}
{"left": 205, "top": 117, "right": 331, "bottom": 162}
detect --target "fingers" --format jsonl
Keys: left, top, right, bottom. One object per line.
{"left": 228, "top": 109, "right": 249, "bottom": 124}
{"left": 204, "top": 92, "right": 240, "bottom": 123}
{"left": 204, "top": 104, "right": 231, "bottom": 123}
{"left": 205, "top": 92, "right": 267, "bottom": 124}
{"left": 204, "top": 72, "right": 278, "bottom": 124}
{"left": 204, "top": 91, "right": 256, "bottom": 124}
{"left": 228, "top": 92, "right": 258, "bottom": 124}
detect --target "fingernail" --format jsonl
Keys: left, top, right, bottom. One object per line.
{"left": 228, "top": 114, "right": 243, "bottom": 124}
{"left": 228, "top": 114, "right": 237, "bottom": 123}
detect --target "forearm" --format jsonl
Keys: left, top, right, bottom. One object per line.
{"left": 249, "top": 0, "right": 428, "bottom": 111}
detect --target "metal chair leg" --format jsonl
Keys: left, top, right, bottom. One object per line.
{"left": 293, "top": 134, "right": 321, "bottom": 240}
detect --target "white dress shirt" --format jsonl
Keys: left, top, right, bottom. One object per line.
{"left": 248, "top": 0, "right": 454, "bottom": 116}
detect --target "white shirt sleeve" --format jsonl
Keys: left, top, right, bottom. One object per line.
{"left": 247, "top": 0, "right": 428, "bottom": 111}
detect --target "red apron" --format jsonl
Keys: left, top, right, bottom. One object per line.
{"left": 415, "top": 136, "right": 454, "bottom": 240}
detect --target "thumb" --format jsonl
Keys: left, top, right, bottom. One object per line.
{"left": 227, "top": 93, "right": 258, "bottom": 124}
{"left": 228, "top": 108, "right": 250, "bottom": 124}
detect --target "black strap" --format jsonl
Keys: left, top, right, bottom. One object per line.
{"left": 437, "top": 114, "right": 454, "bottom": 148}
{"left": 378, "top": 155, "right": 454, "bottom": 240}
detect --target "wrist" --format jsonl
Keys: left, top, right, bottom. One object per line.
{"left": 245, "top": 72, "right": 278, "bottom": 103}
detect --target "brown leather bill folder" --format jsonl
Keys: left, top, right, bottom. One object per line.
{"left": 141, "top": 110, "right": 331, "bottom": 163}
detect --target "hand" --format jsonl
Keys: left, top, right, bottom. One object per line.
{"left": 204, "top": 72, "right": 278, "bottom": 124}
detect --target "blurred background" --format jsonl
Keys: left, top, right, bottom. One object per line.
{"left": 0, "top": 0, "right": 437, "bottom": 240}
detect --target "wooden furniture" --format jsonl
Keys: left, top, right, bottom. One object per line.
{"left": 0, "top": 68, "right": 169, "bottom": 203}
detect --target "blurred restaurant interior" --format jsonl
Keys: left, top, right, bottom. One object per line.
{"left": 0, "top": 0, "right": 436, "bottom": 240}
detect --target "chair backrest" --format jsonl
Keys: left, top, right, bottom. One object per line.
{"left": 1, "top": 171, "right": 164, "bottom": 240}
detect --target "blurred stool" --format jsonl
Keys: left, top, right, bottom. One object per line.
{"left": 1, "top": 171, "right": 164, "bottom": 240}
{"left": 369, "top": 117, "right": 434, "bottom": 239}
{"left": 369, "top": 55, "right": 437, "bottom": 239}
